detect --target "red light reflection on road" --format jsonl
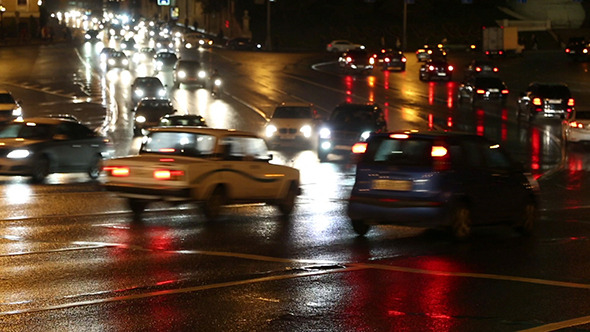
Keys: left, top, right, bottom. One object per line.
{"left": 530, "top": 127, "right": 540, "bottom": 171}
{"left": 428, "top": 83, "right": 435, "bottom": 105}
{"left": 476, "top": 109, "right": 485, "bottom": 136}
{"left": 383, "top": 70, "right": 390, "bottom": 90}
{"left": 446, "top": 81, "right": 455, "bottom": 109}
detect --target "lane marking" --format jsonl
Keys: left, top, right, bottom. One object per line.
{"left": 519, "top": 315, "right": 590, "bottom": 332}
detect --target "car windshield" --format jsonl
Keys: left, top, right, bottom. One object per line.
{"left": 0, "top": 93, "right": 15, "bottom": 104}
{"left": 331, "top": 109, "right": 377, "bottom": 129}
{"left": 141, "top": 132, "right": 216, "bottom": 157}
{"left": 160, "top": 117, "right": 206, "bottom": 126}
{"left": 0, "top": 123, "right": 54, "bottom": 139}
{"left": 273, "top": 107, "right": 312, "bottom": 119}
{"left": 136, "top": 79, "right": 162, "bottom": 88}
{"left": 366, "top": 137, "right": 433, "bottom": 167}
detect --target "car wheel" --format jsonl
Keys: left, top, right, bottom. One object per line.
{"left": 87, "top": 155, "right": 102, "bottom": 180}
{"left": 278, "top": 183, "right": 298, "bottom": 218}
{"left": 449, "top": 202, "right": 472, "bottom": 240}
{"left": 203, "top": 186, "right": 226, "bottom": 221}
{"left": 128, "top": 198, "right": 148, "bottom": 222}
{"left": 31, "top": 156, "right": 50, "bottom": 183}
{"left": 514, "top": 198, "right": 536, "bottom": 236}
{"left": 351, "top": 219, "right": 370, "bottom": 236}
{"left": 318, "top": 150, "right": 328, "bottom": 162}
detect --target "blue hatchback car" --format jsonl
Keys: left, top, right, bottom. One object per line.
{"left": 347, "top": 131, "right": 539, "bottom": 239}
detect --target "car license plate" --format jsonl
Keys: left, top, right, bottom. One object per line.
{"left": 372, "top": 179, "right": 412, "bottom": 191}
{"left": 335, "top": 145, "right": 351, "bottom": 150}
{"left": 437, "top": 72, "right": 447, "bottom": 76}
{"left": 548, "top": 99, "right": 562, "bottom": 104}
{"left": 489, "top": 88, "right": 499, "bottom": 92}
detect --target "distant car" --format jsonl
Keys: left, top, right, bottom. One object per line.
{"left": 0, "top": 117, "right": 110, "bottom": 183}
{"left": 131, "top": 76, "right": 167, "bottom": 106}
{"left": 0, "top": 90, "right": 23, "bottom": 122}
{"left": 120, "top": 38, "right": 138, "bottom": 53}
{"left": 173, "top": 59, "right": 208, "bottom": 88}
{"left": 338, "top": 49, "right": 375, "bottom": 73}
{"left": 133, "top": 98, "right": 175, "bottom": 136}
{"left": 317, "top": 103, "right": 387, "bottom": 162}
{"left": 102, "top": 127, "right": 301, "bottom": 221}
{"left": 264, "top": 102, "right": 320, "bottom": 148}
{"left": 564, "top": 37, "right": 590, "bottom": 62}
{"left": 183, "top": 32, "right": 213, "bottom": 49}
{"left": 464, "top": 59, "right": 499, "bottom": 79}
{"left": 347, "top": 130, "right": 539, "bottom": 239}
{"left": 106, "top": 51, "right": 129, "bottom": 70}
{"left": 99, "top": 47, "right": 116, "bottom": 63}
{"left": 84, "top": 29, "right": 100, "bottom": 42}
{"left": 517, "top": 82, "right": 574, "bottom": 120}
{"left": 415, "top": 45, "right": 446, "bottom": 62}
{"left": 457, "top": 76, "right": 509, "bottom": 104}
{"left": 132, "top": 47, "right": 156, "bottom": 64}
{"left": 326, "top": 40, "right": 364, "bottom": 53}
{"left": 226, "top": 37, "right": 262, "bottom": 50}
{"left": 158, "top": 114, "right": 207, "bottom": 127}
{"left": 153, "top": 51, "right": 178, "bottom": 73}
{"left": 153, "top": 37, "right": 175, "bottom": 51}
{"left": 564, "top": 110, "right": 590, "bottom": 144}
{"left": 376, "top": 48, "right": 406, "bottom": 71}
{"left": 419, "top": 58, "right": 454, "bottom": 81}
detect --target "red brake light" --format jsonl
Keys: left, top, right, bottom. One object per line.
{"left": 402, "top": 57, "right": 407, "bottom": 62}
{"left": 384, "top": 57, "right": 390, "bottom": 63}
{"left": 568, "top": 98, "right": 575, "bottom": 107}
{"left": 476, "top": 89, "right": 486, "bottom": 94}
{"left": 153, "top": 169, "right": 185, "bottom": 180}
{"left": 448, "top": 65, "right": 454, "bottom": 71}
{"left": 352, "top": 142, "right": 368, "bottom": 154}
{"left": 432, "top": 145, "right": 450, "bottom": 171}
{"left": 346, "top": 56, "right": 352, "bottom": 63}
{"left": 532, "top": 97, "right": 543, "bottom": 106}
{"left": 475, "top": 67, "right": 482, "bottom": 72}
{"left": 390, "top": 133, "right": 409, "bottom": 139}
{"left": 104, "top": 166, "right": 130, "bottom": 177}
{"left": 159, "top": 148, "right": 176, "bottom": 153}
{"left": 501, "top": 89, "right": 509, "bottom": 94}
{"left": 570, "top": 121, "right": 583, "bottom": 128}
{"left": 428, "top": 65, "right": 435, "bottom": 71}
{"left": 493, "top": 67, "right": 499, "bottom": 72}
{"left": 566, "top": 48, "right": 571, "bottom": 53}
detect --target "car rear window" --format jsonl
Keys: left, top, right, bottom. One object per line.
{"left": 535, "top": 85, "right": 571, "bottom": 98}
{"left": 142, "top": 132, "right": 215, "bottom": 156}
{"left": 365, "top": 137, "right": 433, "bottom": 167}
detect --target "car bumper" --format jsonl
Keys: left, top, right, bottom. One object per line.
{"left": 0, "top": 158, "right": 33, "bottom": 176}
{"left": 347, "top": 197, "right": 448, "bottom": 227}
{"left": 104, "top": 183, "right": 192, "bottom": 201}
{"left": 568, "top": 129, "right": 590, "bottom": 142}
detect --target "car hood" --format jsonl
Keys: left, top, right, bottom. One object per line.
{"left": 267, "top": 118, "right": 314, "bottom": 127}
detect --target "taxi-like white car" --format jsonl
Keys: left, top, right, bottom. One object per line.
{"left": 102, "top": 127, "right": 301, "bottom": 221}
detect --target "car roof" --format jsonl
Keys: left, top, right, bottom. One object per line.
{"left": 277, "top": 102, "right": 312, "bottom": 108}
{"left": 372, "top": 130, "right": 490, "bottom": 141}
{"left": 149, "top": 127, "right": 257, "bottom": 138}
{"left": 13, "top": 117, "right": 80, "bottom": 125}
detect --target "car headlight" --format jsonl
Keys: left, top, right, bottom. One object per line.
{"left": 108, "top": 59, "right": 115, "bottom": 65}
{"left": 198, "top": 70, "right": 207, "bottom": 79}
{"left": 122, "top": 59, "right": 129, "bottom": 65}
{"left": 7, "top": 149, "right": 30, "bottom": 159}
{"left": 360, "top": 131, "right": 371, "bottom": 141}
{"left": 319, "top": 128, "right": 331, "bottom": 139}
{"left": 12, "top": 106, "right": 22, "bottom": 117}
{"left": 300, "top": 125, "right": 312, "bottom": 138}
{"left": 135, "top": 115, "right": 146, "bottom": 123}
{"left": 214, "top": 78, "right": 222, "bottom": 86}
{"left": 158, "top": 89, "right": 166, "bottom": 97}
{"left": 178, "top": 71, "right": 186, "bottom": 78}
{"left": 265, "top": 125, "right": 277, "bottom": 138}
{"left": 135, "top": 89, "right": 144, "bottom": 97}
{"left": 185, "top": 42, "right": 193, "bottom": 49}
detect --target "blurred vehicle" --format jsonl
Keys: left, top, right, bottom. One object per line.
{"left": 564, "top": 37, "right": 590, "bottom": 62}
{"left": 132, "top": 47, "right": 156, "bottom": 64}
{"left": 0, "top": 90, "right": 23, "bottom": 122}
{"left": 99, "top": 47, "right": 116, "bottom": 63}
{"left": 482, "top": 26, "right": 524, "bottom": 57}
{"left": 84, "top": 29, "right": 100, "bottom": 42}
{"left": 326, "top": 40, "right": 364, "bottom": 53}
{"left": 158, "top": 114, "right": 207, "bottom": 127}
{"left": 347, "top": 130, "right": 539, "bottom": 239}
{"left": 209, "top": 69, "right": 222, "bottom": 98}
{"left": 419, "top": 58, "right": 454, "bottom": 81}
{"left": 153, "top": 51, "right": 178, "bottom": 73}
{"left": 376, "top": 48, "right": 406, "bottom": 71}
{"left": 264, "top": 102, "right": 320, "bottom": 148}
{"left": 415, "top": 44, "right": 446, "bottom": 62}
{"left": 517, "top": 82, "right": 574, "bottom": 120}
{"left": 183, "top": 32, "right": 213, "bottom": 49}
{"left": 120, "top": 37, "right": 138, "bottom": 53}
{"left": 102, "top": 127, "right": 301, "bottom": 221}
{"left": 564, "top": 110, "right": 590, "bottom": 144}
{"left": 0, "top": 117, "right": 110, "bottom": 183}
{"left": 457, "top": 76, "right": 509, "bottom": 104}
{"left": 338, "top": 49, "right": 375, "bottom": 74}
{"left": 131, "top": 76, "right": 167, "bottom": 106}
{"left": 106, "top": 51, "right": 129, "bottom": 70}
{"left": 173, "top": 59, "right": 207, "bottom": 88}
{"left": 318, "top": 103, "right": 387, "bottom": 162}
{"left": 133, "top": 98, "right": 175, "bottom": 136}
{"left": 464, "top": 59, "right": 499, "bottom": 79}
{"left": 226, "top": 37, "right": 262, "bottom": 50}
{"left": 153, "top": 37, "right": 175, "bottom": 51}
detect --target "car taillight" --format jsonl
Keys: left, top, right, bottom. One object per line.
{"left": 351, "top": 142, "right": 368, "bottom": 154}
{"left": 570, "top": 121, "right": 584, "bottom": 128}
{"left": 159, "top": 148, "right": 176, "bottom": 153}
{"left": 401, "top": 57, "right": 407, "bottom": 62}
{"left": 346, "top": 56, "right": 352, "bottom": 63}
{"left": 501, "top": 89, "right": 509, "bottom": 94}
{"left": 153, "top": 169, "right": 185, "bottom": 180}
{"left": 568, "top": 98, "right": 575, "bottom": 107}
{"left": 369, "top": 57, "right": 375, "bottom": 65}
{"left": 432, "top": 145, "right": 450, "bottom": 171}
{"left": 532, "top": 97, "right": 543, "bottom": 106}
{"left": 475, "top": 67, "right": 482, "bottom": 72}
{"left": 428, "top": 65, "right": 435, "bottom": 71}
{"left": 476, "top": 89, "right": 486, "bottom": 94}
{"left": 103, "top": 166, "right": 130, "bottom": 177}
{"left": 493, "top": 67, "right": 499, "bottom": 72}
{"left": 384, "top": 57, "right": 390, "bottom": 63}
{"left": 565, "top": 48, "right": 571, "bottom": 53}
{"left": 447, "top": 65, "right": 454, "bottom": 71}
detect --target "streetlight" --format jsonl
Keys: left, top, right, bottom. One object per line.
{"left": 265, "top": 0, "right": 275, "bottom": 51}
{"left": 0, "top": 6, "right": 5, "bottom": 41}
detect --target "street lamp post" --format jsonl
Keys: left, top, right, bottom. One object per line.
{"left": 0, "top": 6, "right": 5, "bottom": 41}
{"left": 265, "top": 0, "right": 274, "bottom": 51}
{"left": 402, "top": 0, "right": 407, "bottom": 51}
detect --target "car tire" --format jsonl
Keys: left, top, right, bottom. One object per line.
{"left": 351, "top": 219, "right": 370, "bottom": 236}
{"left": 128, "top": 198, "right": 148, "bottom": 222}
{"left": 203, "top": 186, "right": 226, "bottom": 221}
{"left": 278, "top": 183, "right": 298, "bottom": 218}
{"left": 31, "top": 156, "right": 50, "bottom": 183}
{"left": 514, "top": 198, "right": 536, "bottom": 236}
{"left": 449, "top": 202, "right": 472, "bottom": 240}
{"left": 87, "top": 155, "right": 102, "bottom": 180}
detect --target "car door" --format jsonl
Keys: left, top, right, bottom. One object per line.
{"left": 55, "top": 122, "right": 95, "bottom": 170}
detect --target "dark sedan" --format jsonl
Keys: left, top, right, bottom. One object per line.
{"left": 173, "top": 60, "right": 208, "bottom": 88}
{"left": 376, "top": 49, "right": 406, "bottom": 71}
{"left": 419, "top": 59, "right": 454, "bottom": 81}
{"left": 133, "top": 98, "right": 175, "bottom": 136}
{"left": 0, "top": 117, "right": 110, "bottom": 183}
{"left": 457, "top": 76, "right": 509, "bottom": 104}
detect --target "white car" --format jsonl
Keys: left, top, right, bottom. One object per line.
{"left": 326, "top": 40, "right": 365, "bottom": 53}
{"left": 564, "top": 110, "right": 590, "bottom": 143}
{"left": 183, "top": 32, "right": 213, "bottom": 49}
{"left": 264, "top": 102, "right": 320, "bottom": 148}
{"left": 0, "top": 90, "right": 23, "bottom": 121}
{"left": 102, "top": 127, "right": 301, "bottom": 221}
